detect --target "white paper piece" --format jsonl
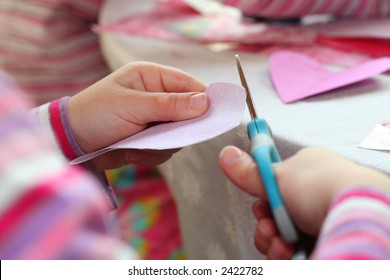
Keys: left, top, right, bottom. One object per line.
{"left": 184, "top": 0, "right": 241, "bottom": 17}
{"left": 359, "top": 124, "right": 390, "bottom": 151}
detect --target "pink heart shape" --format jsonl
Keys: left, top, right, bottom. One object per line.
{"left": 269, "top": 51, "right": 390, "bottom": 103}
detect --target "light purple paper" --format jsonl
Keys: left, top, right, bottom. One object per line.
{"left": 71, "top": 82, "right": 246, "bottom": 164}
{"left": 269, "top": 51, "right": 390, "bottom": 103}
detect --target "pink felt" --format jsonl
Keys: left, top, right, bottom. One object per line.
{"left": 269, "top": 51, "right": 390, "bottom": 103}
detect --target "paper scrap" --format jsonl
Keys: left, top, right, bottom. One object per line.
{"left": 269, "top": 51, "right": 390, "bottom": 103}
{"left": 359, "top": 123, "right": 390, "bottom": 151}
{"left": 184, "top": 0, "right": 240, "bottom": 16}
{"left": 71, "top": 82, "right": 246, "bottom": 164}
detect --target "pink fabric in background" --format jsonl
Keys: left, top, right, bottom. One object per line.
{"left": 95, "top": 0, "right": 378, "bottom": 67}
{"left": 0, "top": 0, "right": 108, "bottom": 105}
{"left": 221, "top": 0, "right": 390, "bottom": 18}
{"left": 269, "top": 51, "right": 390, "bottom": 103}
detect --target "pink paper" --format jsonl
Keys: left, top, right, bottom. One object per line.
{"left": 269, "top": 51, "right": 390, "bottom": 103}
{"left": 71, "top": 82, "right": 246, "bottom": 164}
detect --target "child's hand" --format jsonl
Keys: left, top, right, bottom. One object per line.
{"left": 219, "top": 146, "right": 390, "bottom": 259}
{"left": 68, "top": 62, "right": 209, "bottom": 170}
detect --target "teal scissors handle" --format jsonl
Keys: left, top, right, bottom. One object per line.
{"left": 248, "top": 118, "right": 299, "bottom": 244}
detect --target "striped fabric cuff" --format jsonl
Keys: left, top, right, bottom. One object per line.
{"left": 313, "top": 186, "right": 390, "bottom": 259}
{"left": 44, "top": 97, "right": 118, "bottom": 210}
{"left": 48, "top": 97, "right": 85, "bottom": 161}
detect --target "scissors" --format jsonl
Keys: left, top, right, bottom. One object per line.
{"left": 235, "top": 54, "right": 303, "bottom": 255}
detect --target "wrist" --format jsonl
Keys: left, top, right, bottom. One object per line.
{"left": 48, "top": 97, "right": 86, "bottom": 160}
{"left": 67, "top": 94, "right": 99, "bottom": 154}
{"left": 335, "top": 165, "right": 390, "bottom": 198}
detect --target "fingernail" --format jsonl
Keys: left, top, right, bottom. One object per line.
{"left": 221, "top": 146, "right": 242, "bottom": 166}
{"left": 190, "top": 93, "right": 207, "bottom": 110}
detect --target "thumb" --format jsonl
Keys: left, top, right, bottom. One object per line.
{"left": 129, "top": 91, "right": 210, "bottom": 123}
{"left": 219, "top": 146, "right": 268, "bottom": 199}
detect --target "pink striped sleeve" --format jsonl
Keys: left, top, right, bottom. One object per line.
{"left": 36, "top": 97, "right": 84, "bottom": 161}
{"left": 0, "top": 70, "right": 134, "bottom": 259}
{"left": 35, "top": 98, "right": 119, "bottom": 210}
{"left": 49, "top": 99, "right": 79, "bottom": 160}
{"left": 312, "top": 186, "right": 390, "bottom": 260}
{"left": 0, "top": 0, "right": 109, "bottom": 106}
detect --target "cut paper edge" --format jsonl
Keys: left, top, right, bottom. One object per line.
{"left": 359, "top": 124, "right": 390, "bottom": 151}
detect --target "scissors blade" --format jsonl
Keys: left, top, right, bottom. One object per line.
{"left": 235, "top": 54, "right": 258, "bottom": 119}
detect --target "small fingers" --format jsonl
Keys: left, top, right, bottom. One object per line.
{"left": 111, "top": 62, "right": 210, "bottom": 125}
{"left": 267, "top": 237, "right": 294, "bottom": 260}
{"left": 254, "top": 218, "right": 278, "bottom": 255}
{"left": 91, "top": 148, "right": 180, "bottom": 171}
{"left": 254, "top": 218, "right": 294, "bottom": 260}
{"left": 123, "top": 91, "right": 210, "bottom": 124}
{"left": 91, "top": 150, "right": 130, "bottom": 171}
{"left": 153, "top": 91, "right": 209, "bottom": 120}
{"left": 252, "top": 200, "right": 272, "bottom": 220}
{"left": 125, "top": 149, "right": 177, "bottom": 166}
{"left": 117, "top": 62, "right": 207, "bottom": 93}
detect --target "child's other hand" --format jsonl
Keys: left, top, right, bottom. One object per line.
{"left": 219, "top": 146, "right": 390, "bottom": 259}
{"left": 68, "top": 62, "right": 209, "bottom": 170}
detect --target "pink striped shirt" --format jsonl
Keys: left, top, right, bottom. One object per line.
{"left": 0, "top": 70, "right": 135, "bottom": 259}
{"left": 0, "top": 0, "right": 108, "bottom": 106}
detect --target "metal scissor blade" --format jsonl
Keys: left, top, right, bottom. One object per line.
{"left": 235, "top": 54, "right": 258, "bottom": 119}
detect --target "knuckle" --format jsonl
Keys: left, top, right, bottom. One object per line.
{"left": 156, "top": 93, "right": 179, "bottom": 115}
{"left": 238, "top": 159, "right": 254, "bottom": 184}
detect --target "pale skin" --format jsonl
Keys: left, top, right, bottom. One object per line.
{"left": 219, "top": 146, "right": 390, "bottom": 259}
{"left": 68, "top": 62, "right": 209, "bottom": 171}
